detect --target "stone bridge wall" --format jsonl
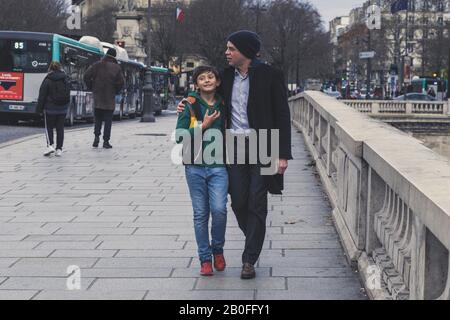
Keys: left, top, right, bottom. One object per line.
{"left": 341, "top": 100, "right": 450, "bottom": 133}
{"left": 289, "top": 91, "right": 450, "bottom": 300}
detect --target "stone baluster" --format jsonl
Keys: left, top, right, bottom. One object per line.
{"left": 406, "top": 102, "right": 413, "bottom": 114}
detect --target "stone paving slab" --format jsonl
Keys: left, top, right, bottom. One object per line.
{"left": 34, "top": 290, "right": 147, "bottom": 300}
{"left": 143, "top": 290, "right": 255, "bottom": 300}
{"left": 0, "top": 114, "right": 366, "bottom": 300}
{"left": 0, "top": 290, "right": 38, "bottom": 300}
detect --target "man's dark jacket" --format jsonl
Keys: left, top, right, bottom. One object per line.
{"left": 83, "top": 56, "right": 125, "bottom": 111}
{"left": 218, "top": 59, "right": 293, "bottom": 194}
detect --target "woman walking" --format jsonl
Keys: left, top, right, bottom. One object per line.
{"left": 36, "top": 61, "right": 71, "bottom": 157}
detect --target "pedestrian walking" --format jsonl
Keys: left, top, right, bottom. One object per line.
{"left": 176, "top": 66, "right": 228, "bottom": 276}
{"left": 427, "top": 87, "right": 436, "bottom": 98}
{"left": 36, "top": 61, "right": 71, "bottom": 157}
{"left": 178, "top": 30, "right": 292, "bottom": 279}
{"left": 83, "top": 48, "right": 125, "bottom": 149}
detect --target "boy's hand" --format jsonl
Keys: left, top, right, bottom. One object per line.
{"left": 201, "top": 110, "right": 220, "bottom": 130}
{"left": 177, "top": 99, "right": 188, "bottom": 114}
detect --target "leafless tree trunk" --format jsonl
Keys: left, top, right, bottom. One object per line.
{"left": 147, "top": 3, "right": 180, "bottom": 67}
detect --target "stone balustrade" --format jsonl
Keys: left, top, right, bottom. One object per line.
{"left": 289, "top": 91, "right": 450, "bottom": 300}
{"left": 342, "top": 100, "right": 448, "bottom": 115}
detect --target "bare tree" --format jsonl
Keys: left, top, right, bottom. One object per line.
{"left": 177, "top": 0, "right": 332, "bottom": 82}
{"left": 262, "top": 0, "right": 331, "bottom": 84}
{"left": 0, "top": 0, "right": 68, "bottom": 33}
{"left": 147, "top": 2, "right": 180, "bottom": 67}
{"left": 183, "top": 0, "right": 249, "bottom": 69}
{"left": 80, "top": 2, "right": 120, "bottom": 43}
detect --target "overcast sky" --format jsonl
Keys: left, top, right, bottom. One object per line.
{"left": 310, "top": 0, "right": 364, "bottom": 29}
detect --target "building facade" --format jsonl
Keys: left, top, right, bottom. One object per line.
{"left": 331, "top": 0, "right": 450, "bottom": 96}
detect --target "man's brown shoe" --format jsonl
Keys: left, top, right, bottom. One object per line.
{"left": 241, "top": 263, "right": 256, "bottom": 279}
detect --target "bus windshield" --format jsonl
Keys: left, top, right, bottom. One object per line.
{"left": 0, "top": 39, "right": 52, "bottom": 73}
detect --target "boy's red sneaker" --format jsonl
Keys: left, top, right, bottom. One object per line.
{"left": 200, "top": 261, "right": 213, "bottom": 276}
{"left": 213, "top": 254, "right": 226, "bottom": 271}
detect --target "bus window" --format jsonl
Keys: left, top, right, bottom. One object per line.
{"left": 411, "top": 79, "right": 425, "bottom": 93}
{"left": 0, "top": 39, "right": 51, "bottom": 73}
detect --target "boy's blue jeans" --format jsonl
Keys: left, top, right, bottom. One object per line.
{"left": 185, "top": 165, "right": 228, "bottom": 264}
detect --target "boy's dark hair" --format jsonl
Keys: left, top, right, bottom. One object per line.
{"left": 192, "top": 66, "right": 220, "bottom": 85}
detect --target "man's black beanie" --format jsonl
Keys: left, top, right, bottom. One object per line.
{"left": 106, "top": 48, "right": 117, "bottom": 57}
{"left": 227, "top": 30, "right": 261, "bottom": 60}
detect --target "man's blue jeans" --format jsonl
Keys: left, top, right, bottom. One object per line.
{"left": 185, "top": 165, "right": 228, "bottom": 263}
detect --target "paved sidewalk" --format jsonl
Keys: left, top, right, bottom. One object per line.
{"left": 0, "top": 113, "right": 367, "bottom": 300}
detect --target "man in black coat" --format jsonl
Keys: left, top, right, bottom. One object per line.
{"left": 177, "top": 30, "right": 292, "bottom": 279}
{"left": 221, "top": 30, "right": 292, "bottom": 279}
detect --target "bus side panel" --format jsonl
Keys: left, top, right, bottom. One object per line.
{"left": 59, "top": 40, "right": 102, "bottom": 121}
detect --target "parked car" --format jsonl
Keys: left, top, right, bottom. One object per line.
{"left": 350, "top": 90, "right": 362, "bottom": 99}
{"left": 325, "top": 91, "right": 342, "bottom": 99}
{"left": 359, "top": 89, "right": 374, "bottom": 99}
{"left": 394, "top": 93, "right": 436, "bottom": 101}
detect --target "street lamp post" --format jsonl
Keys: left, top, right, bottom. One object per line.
{"left": 366, "top": 29, "right": 372, "bottom": 100}
{"left": 141, "top": 0, "right": 155, "bottom": 122}
{"left": 250, "top": 1, "right": 267, "bottom": 34}
{"left": 447, "top": 43, "right": 450, "bottom": 100}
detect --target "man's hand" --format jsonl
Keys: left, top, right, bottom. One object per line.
{"left": 277, "top": 159, "right": 288, "bottom": 175}
{"left": 177, "top": 98, "right": 188, "bottom": 114}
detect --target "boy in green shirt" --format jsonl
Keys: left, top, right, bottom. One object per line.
{"left": 175, "top": 66, "right": 228, "bottom": 276}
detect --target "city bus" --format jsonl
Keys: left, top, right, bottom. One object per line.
{"left": 0, "top": 31, "right": 104, "bottom": 125}
{"left": 149, "top": 66, "right": 173, "bottom": 116}
{"left": 0, "top": 31, "right": 150, "bottom": 125}
{"left": 411, "top": 77, "right": 448, "bottom": 101}
{"left": 120, "top": 59, "right": 145, "bottom": 119}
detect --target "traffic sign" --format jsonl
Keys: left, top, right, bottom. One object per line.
{"left": 359, "top": 51, "right": 376, "bottom": 59}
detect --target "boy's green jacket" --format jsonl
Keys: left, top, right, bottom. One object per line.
{"left": 175, "top": 91, "right": 226, "bottom": 167}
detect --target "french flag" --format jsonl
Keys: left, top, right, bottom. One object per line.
{"left": 176, "top": 8, "right": 185, "bottom": 22}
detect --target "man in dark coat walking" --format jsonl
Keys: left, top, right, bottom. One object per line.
{"left": 177, "top": 30, "right": 292, "bottom": 279}
{"left": 221, "top": 30, "right": 292, "bottom": 279}
{"left": 84, "top": 48, "right": 125, "bottom": 149}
